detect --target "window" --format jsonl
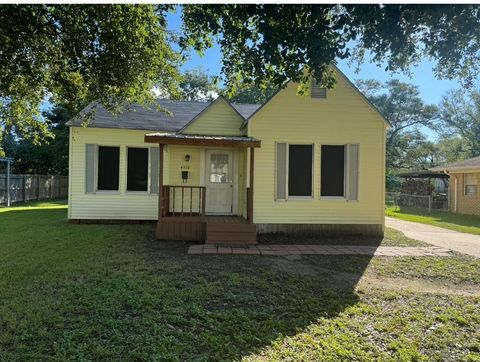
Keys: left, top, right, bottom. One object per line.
{"left": 321, "top": 145, "right": 345, "bottom": 197}
{"left": 210, "top": 153, "right": 229, "bottom": 183}
{"left": 97, "top": 146, "right": 120, "bottom": 191}
{"left": 288, "top": 145, "right": 313, "bottom": 197}
{"left": 464, "top": 173, "right": 478, "bottom": 196}
{"left": 127, "top": 148, "right": 149, "bottom": 191}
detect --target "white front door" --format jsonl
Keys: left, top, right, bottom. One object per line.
{"left": 205, "top": 150, "right": 233, "bottom": 214}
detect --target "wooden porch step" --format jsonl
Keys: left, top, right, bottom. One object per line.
{"left": 205, "top": 223, "right": 257, "bottom": 244}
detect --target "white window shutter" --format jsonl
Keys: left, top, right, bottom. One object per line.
{"left": 347, "top": 144, "right": 359, "bottom": 201}
{"left": 276, "top": 143, "right": 287, "bottom": 200}
{"left": 85, "top": 144, "right": 96, "bottom": 193}
{"left": 150, "top": 147, "right": 159, "bottom": 194}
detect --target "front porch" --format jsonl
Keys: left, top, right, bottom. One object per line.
{"left": 158, "top": 214, "right": 257, "bottom": 244}
{"left": 145, "top": 133, "right": 261, "bottom": 243}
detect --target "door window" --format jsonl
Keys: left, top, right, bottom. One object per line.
{"left": 209, "top": 153, "right": 229, "bottom": 183}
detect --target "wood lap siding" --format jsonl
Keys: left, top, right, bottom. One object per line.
{"left": 250, "top": 69, "right": 386, "bottom": 225}
{"left": 181, "top": 98, "right": 245, "bottom": 136}
{"left": 69, "top": 128, "right": 165, "bottom": 220}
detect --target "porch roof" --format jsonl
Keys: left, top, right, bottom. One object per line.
{"left": 144, "top": 133, "right": 261, "bottom": 148}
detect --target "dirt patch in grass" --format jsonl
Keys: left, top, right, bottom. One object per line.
{"left": 357, "top": 275, "right": 480, "bottom": 297}
{"left": 269, "top": 255, "right": 480, "bottom": 297}
{"left": 258, "top": 227, "right": 429, "bottom": 247}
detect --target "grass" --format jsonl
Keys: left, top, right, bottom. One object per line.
{"left": 259, "top": 227, "right": 429, "bottom": 246}
{"left": 0, "top": 201, "right": 479, "bottom": 361}
{"left": 386, "top": 205, "right": 480, "bottom": 235}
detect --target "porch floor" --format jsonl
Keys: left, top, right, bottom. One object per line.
{"left": 205, "top": 215, "right": 249, "bottom": 224}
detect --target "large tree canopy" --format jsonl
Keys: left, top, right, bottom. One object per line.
{"left": 2, "top": 106, "right": 70, "bottom": 174}
{"left": 181, "top": 5, "right": 480, "bottom": 94}
{"left": 356, "top": 79, "right": 438, "bottom": 170}
{"left": 439, "top": 89, "right": 480, "bottom": 158}
{"left": 2, "top": 4, "right": 480, "bottom": 149}
{"left": 0, "top": 4, "right": 180, "bottom": 142}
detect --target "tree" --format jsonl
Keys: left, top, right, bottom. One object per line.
{"left": 178, "top": 68, "right": 219, "bottom": 101}
{"left": 224, "top": 84, "right": 278, "bottom": 104}
{"left": 181, "top": 5, "right": 480, "bottom": 93}
{"left": 439, "top": 89, "right": 480, "bottom": 157}
{"left": 436, "top": 137, "right": 470, "bottom": 164}
{"left": 2, "top": 106, "right": 70, "bottom": 175}
{"left": 356, "top": 79, "right": 438, "bottom": 170}
{"left": 0, "top": 4, "right": 180, "bottom": 147}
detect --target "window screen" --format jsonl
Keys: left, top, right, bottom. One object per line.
{"left": 97, "top": 146, "right": 120, "bottom": 191}
{"left": 127, "top": 148, "right": 149, "bottom": 191}
{"left": 288, "top": 145, "right": 313, "bottom": 197}
{"left": 321, "top": 145, "right": 345, "bottom": 197}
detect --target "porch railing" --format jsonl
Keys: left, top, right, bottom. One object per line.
{"left": 160, "top": 185, "right": 206, "bottom": 217}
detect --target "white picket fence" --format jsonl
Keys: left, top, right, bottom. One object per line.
{"left": 0, "top": 174, "right": 68, "bottom": 205}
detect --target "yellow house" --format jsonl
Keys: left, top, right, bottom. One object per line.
{"left": 68, "top": 68, "right": 389, "bottom": 243}
{"left": 431, "top": 156, "right": 480, "bottom": 216}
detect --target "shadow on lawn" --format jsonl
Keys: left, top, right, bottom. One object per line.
{"left": 141, "top": 238, "right": 379, "bottom": 360}
{"left": 0, "top": 206, "right": 380, "bottom": 361}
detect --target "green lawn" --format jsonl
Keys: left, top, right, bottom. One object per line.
{"left": 386, "top": 205, "right": 480, "bottom": 235}
{"left": 1, "top": 201, "right": 479, "bottom": 361}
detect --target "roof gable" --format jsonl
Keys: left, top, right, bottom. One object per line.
{"left": 243, "top": 66, "right": 390, "bottom": 129}
{"left": 68, "top": 98, "right": 261, "bottom": 133}
{"left": 180, "top": 96, "right": 247, "bottom": 136}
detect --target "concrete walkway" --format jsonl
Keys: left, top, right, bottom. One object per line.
{"left": 188, "top": 244, "right": 452, "bottom": 257}
{"left": 386, "top": 216, "right": 480, "bottom": 258}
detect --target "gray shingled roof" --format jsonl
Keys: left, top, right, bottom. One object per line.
{"left": 67, "top": 99, "right": 261, "bottom": 132}
{"left": 431, "top": 155, "right": 480, "bottom": 171}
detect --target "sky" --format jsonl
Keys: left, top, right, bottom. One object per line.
{"left": 166, "top": 10, "right": 464, "bottom": 106}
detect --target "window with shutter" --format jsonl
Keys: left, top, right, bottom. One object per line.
{"left": 347, "top": 144, "right": 359, "bottom": 201}
{"left": 127, "top": 148, "right": 149, "bottom": 191}
{"left": 321, "top": 145, "right": 345, "bottom": 197}
{"left": 150, "top": 147, "right": 159, "bottom": 194}
{"left": 85, "top": 144, "right": 96, "bottom": 193}
{"left": 97, "top": 146, "right": 120, "bottom": 191}
{"left": 288, "top": 145, "right": 313, "bottom": 197}
{"left": 275, "top": 143, "right": 287, "bottom": 200}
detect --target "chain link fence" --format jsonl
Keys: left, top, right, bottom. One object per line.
{"left": 386, "top": 192, "right": 449, "bottom": 213}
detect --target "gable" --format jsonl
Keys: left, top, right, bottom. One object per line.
{"left": 246, "top": 66, "right": 389, "bottom": 132}
{"left": 181, "top": 97, "right": 246, "bottom": 136}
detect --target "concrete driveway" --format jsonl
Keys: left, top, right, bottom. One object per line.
{"left": 386, "top": 217, "right": 480, "bottom": 258}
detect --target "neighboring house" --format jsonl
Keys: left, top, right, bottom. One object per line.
{"left": 431, "top": 156, "right": 480, "bottom": 216}
{"left": 67, "top": 67, "right": 389, "bottom": 243}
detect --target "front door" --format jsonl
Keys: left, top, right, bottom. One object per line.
{"left": 205, "top": 150, "right": 233, "bottom": 214}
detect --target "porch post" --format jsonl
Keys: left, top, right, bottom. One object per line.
{"left": 158, "top": 144, "right": 164, "bottom": 221}
{"left": 248, "top": 147, "right": 254, "bottom": 223}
